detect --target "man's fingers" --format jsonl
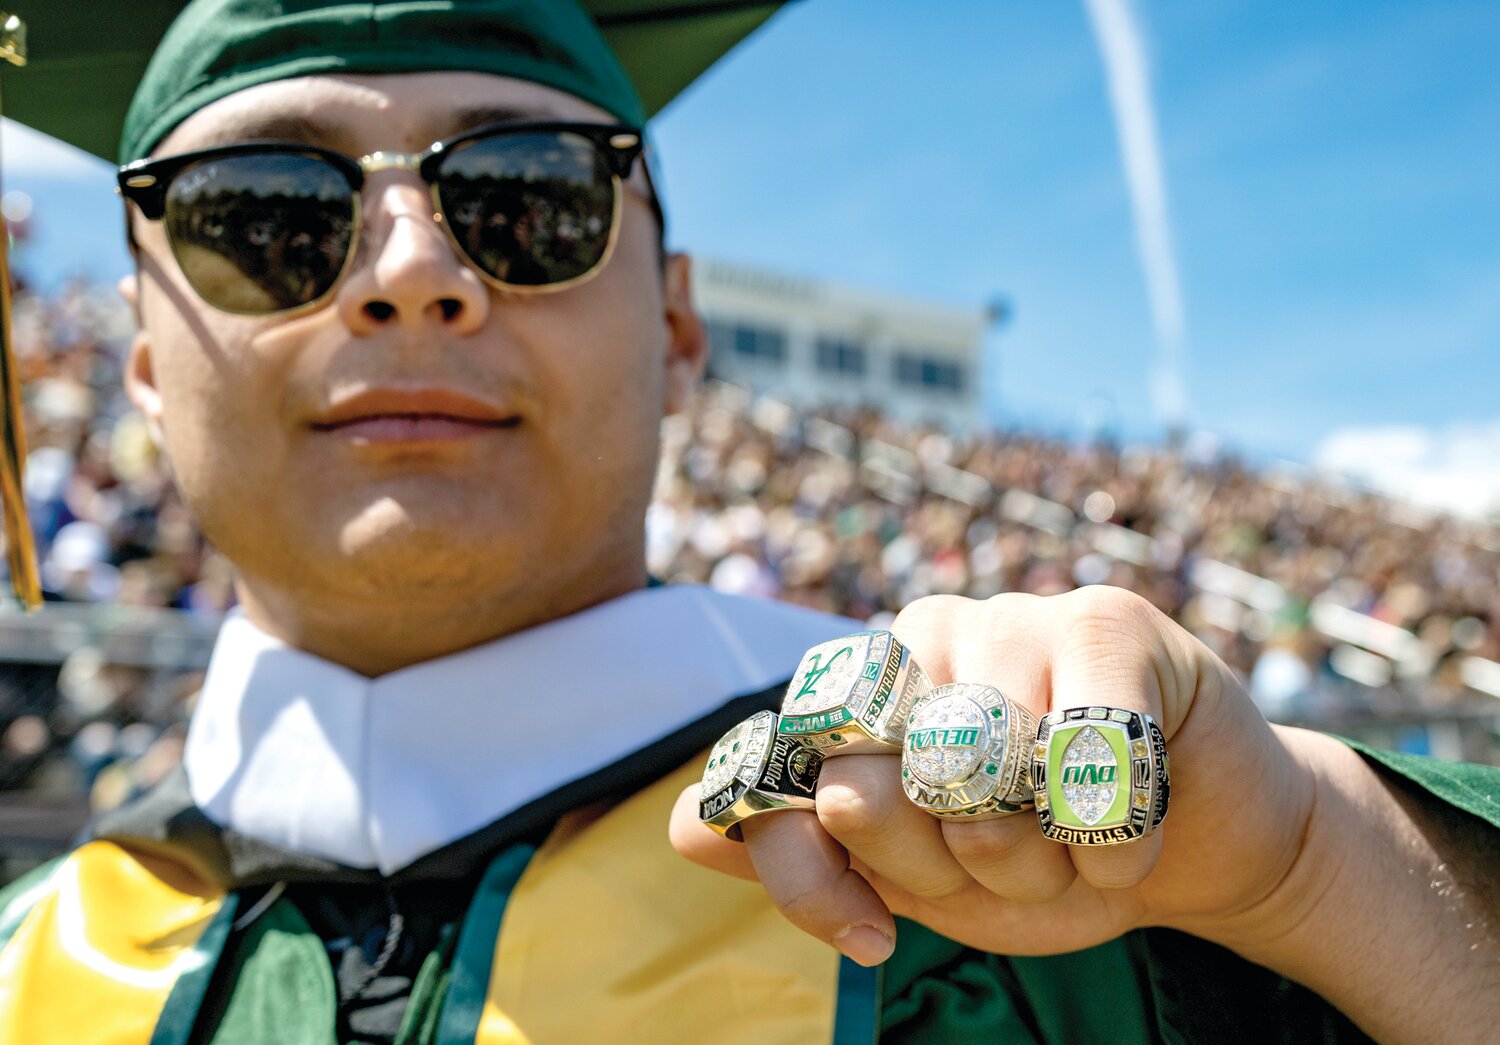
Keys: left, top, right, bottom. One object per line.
{"left": 741, "top": 807, "right": 897, "bottom": 966}
{"left": 1069, "top": 831, "right": 1163, "bottom": 890}
{"left": 667, "top": 785, "right": 759, "bottom": 882}
{"left": 900, "top": 594, "right": 1079, "bottom": 901}
{"left": 815, "top": 754, "right": 972, "bottom": 901}
{"left": 941, "top": 813, "right": 1078, "bottom": 903}
{"left": 1047, "top": 586, "right": 1172, "bottom": 889}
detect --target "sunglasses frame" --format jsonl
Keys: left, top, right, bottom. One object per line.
{"left": 118, "top": 120, "right": 649, "bottom": 316}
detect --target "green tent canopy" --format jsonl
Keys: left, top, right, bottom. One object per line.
{"left": 0, "top": 0, "right": 793, "bottom": 162}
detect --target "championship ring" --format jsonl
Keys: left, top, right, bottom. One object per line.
{"left": 900, "top": 683, "right": 1037, "bottom": 820}
{"left": 699, "top": 711, "right": 824, "bottom": 840}
{"left": 1032, "top": 707, "right": 1170, "bottom": 846}
{"left": 776, "top": 631, "right": 931, "bottom": 753}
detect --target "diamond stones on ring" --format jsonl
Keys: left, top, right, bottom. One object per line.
{"left": 700, "top": 710, "right": 825, "bottom": 841}
{"left": 901, "top": 682, "right": 1037, "bottom": 820}
{"left": 777, "top": 631, "right": 931, "bottom": 753}
{"left": 1032, "top": 706, "right": 1169, "bottom": 845}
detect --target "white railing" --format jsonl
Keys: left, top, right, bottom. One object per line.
{"left": 0, "top": 603, "right": 219, "bottom": 669}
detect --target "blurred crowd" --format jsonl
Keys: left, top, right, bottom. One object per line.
{"left": 651, "top": 385, "right": 1500, "bottom": 739}
{"left": 3, "top": 282, "right": 1499, "bottom": 823}
{"left": 12, "top": 279, "right": 237, "bottom": 616}
{"left": 1, "top": 280, "right": 229, "bottom": 817}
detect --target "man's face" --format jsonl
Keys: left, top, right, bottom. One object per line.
{"left": 124, "top": 72, "right": 705, "bottom": 650}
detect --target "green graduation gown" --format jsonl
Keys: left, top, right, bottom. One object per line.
{"left": 0, "top": 681, "right": 1493, "bottom": 1043}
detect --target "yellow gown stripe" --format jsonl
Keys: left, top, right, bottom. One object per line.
{"left": 0, "top": 763, "right": 885, "bottom": 1044}
{"left": 467, "top": 761, "right": 854, "bottom": 1045}
{"left": 0, "top": 859, "right": 58, "bottom": 952}
{"left": 0, "top": 840, "right": 226, "bottom": 1045}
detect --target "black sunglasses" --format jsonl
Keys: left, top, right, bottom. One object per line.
{"left": 118, "top": 120, "right": 651, "bottom": 316}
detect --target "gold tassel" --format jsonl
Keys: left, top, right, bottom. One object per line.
{"left": 0, "top": 11, "right": 42, "bottom": 610}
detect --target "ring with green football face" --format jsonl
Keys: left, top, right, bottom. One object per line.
{"left": 776, "top": 631, "right": 931, "bottom": 753}
{"left": 700, "top": 710, "right": 824, "bottom": 840}
{"left": 901, "top": 682, "right": 1037, "bottom": 820}
{"left": 1031, "top": 706, "right": 1170, "bottom": 846}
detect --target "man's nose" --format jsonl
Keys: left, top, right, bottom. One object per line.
{"left": 335, "top": 177, "right": 490, "bottom": 336}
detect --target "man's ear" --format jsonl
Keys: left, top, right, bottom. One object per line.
{"left": 661, "top": 252, "right": 707, "bottom": 416}
{"left": 119, "top": 274, "right": 166, "bottom": 449}
{"left": 118, "top": 271, "right": 143, "bottom": 329}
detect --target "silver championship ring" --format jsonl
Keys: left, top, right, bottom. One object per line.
{"left": 1032, "top": 706, "right": 1170, "bottom": 845}
{"left": 901, "top": 683, "right": 1037, "bottom": 820}
{"left": 700, "top": 710, "right": 824, "bottom": 840}
{"left": 776, "top": 631, "right": 931, "bottom": 753}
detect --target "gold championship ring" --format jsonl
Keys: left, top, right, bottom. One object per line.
{"left": 776, "top": 631, "right": 931, "bottom": 753}
{"left": 1032, "top": 706, "right": 1170, "bottom": 845}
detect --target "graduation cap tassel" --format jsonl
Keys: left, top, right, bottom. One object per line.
{"left": 0, "top": 11, "right": 42, "bottom": 610}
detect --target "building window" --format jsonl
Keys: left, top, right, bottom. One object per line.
{"left": 730, "top": 324, "right": 787, "bottom": 363}
{"left": 815, "top": 338, "right": 866, "bottom": 376}
{"left": 894, "top": 352, "right": 965, "bottom": 393}
{"left": 705, "top": 320, "right": 736, "bottom": 360}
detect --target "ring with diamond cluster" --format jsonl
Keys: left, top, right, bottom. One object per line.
{"left": 900, "top": 682, "right": 1038, "bottom": 820}
{"left": 1031, "top": 706, "right": 1170, "bottom": 845}
{"left": 699, "top": 710, "right": 826, "bottom": 840}
{"left": 776, "top": 631, "right": 932, "bottom": 753}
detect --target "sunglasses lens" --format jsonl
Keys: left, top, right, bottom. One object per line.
{"left": 436, "top": 131, "right": 616, "bottom": 288}
{"left": 163, "top": 153, "right": 355, "bottom": 314}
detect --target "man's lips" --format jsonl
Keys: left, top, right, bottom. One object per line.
{"left": 310, "top": 388, "right": 522, "bottom": 443}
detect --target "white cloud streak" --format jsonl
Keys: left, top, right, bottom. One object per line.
{"left": 1083, "top": 0, "right": 1188, "bottom": 424}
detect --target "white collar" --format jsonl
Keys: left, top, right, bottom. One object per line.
{"left": 184, "top": 585, "right": 850, "bottom": 874}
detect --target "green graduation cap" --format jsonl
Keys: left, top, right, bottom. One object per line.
{"left": 1, "top": 0, "right": 794, "bottom": 162}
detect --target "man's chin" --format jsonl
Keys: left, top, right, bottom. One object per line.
{"left": 332, "top": 527, "right": 530, "bottom": 597}
{"left": 338, "top": 491, "right": 523, "bottom": 544}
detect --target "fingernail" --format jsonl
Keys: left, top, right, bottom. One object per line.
{"left": 833, "top": 924, "right": 895, "bottom": 966}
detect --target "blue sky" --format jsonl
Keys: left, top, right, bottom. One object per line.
{"left": 4, "top": 0, "right": 1498, "bottom": 504}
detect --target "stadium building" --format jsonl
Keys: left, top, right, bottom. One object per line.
{"left": 693, "top": 258, "right": 989, "bottom": 430}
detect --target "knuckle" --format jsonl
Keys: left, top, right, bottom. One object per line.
{"left": 942, "top": 820, "right": 1022, "bottom": 873}
{"left": 1057, "top": 586, "right": 1161, "bottom": 659}
{"left": 774, "top": 881, "right": 834, "bottom": 929}
{"left": 982, "top": 590, "right": 1044, "bottom": 626}
{"left": 941, "top": 822, "right": 998, "bottom": 864}
{"left": 815, "top": 781, "right": 880, "bottom": 841}
{"left": 892, "top": 593, "right": 973, "bottom": 638}
{"left": 1065, "top": 583, "right": 1148, "bottom": 625}
{"left": 943, "top": 821, "right": 1079, "bottom": 902}
{"left": 1075, "top": 851, "right": 1153, "bottom": 891}
{"left": 776, "top": 879, "right": 842, "bottom": 932}
{"left": 977, "top": 592, "right": 1049, "bottom": 657}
